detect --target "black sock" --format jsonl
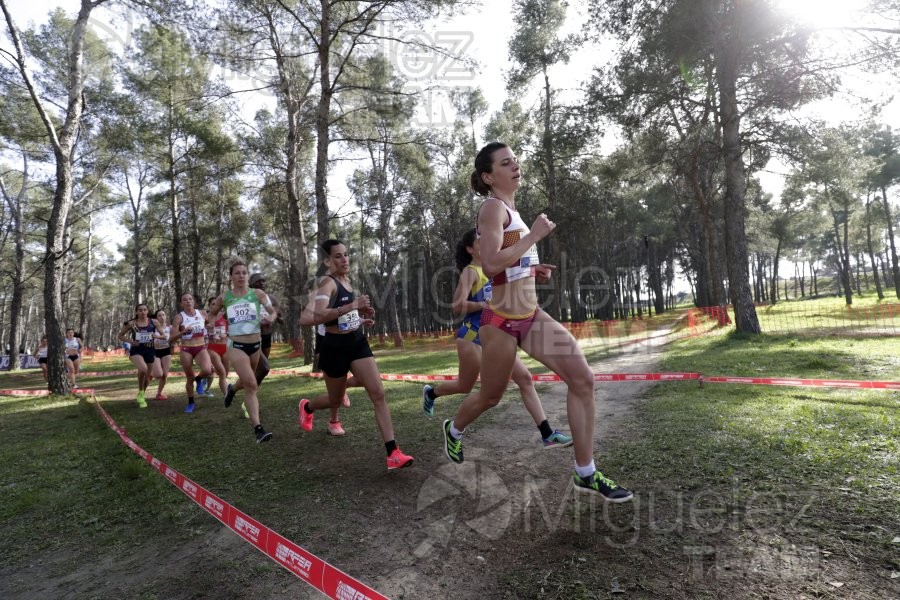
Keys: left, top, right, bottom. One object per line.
{"left": 188, "top": 396, "right": 195, "bottom": 405}
{"left": 538, "top": 419, "right": 553, "bottom": 439}
{"left": 303, "top": 402, "right": 314, "bottom": 414}
{"left": 426, "top": 387, "right": 437, "bottom": 400}
{"left": 385, "top": 440, "right": 397, "bottom": 456}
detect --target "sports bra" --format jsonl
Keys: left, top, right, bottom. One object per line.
{"left": 323, "top": 276, "right": 360, "bottom": 332}
{"left": 477, "top": 198, "right": 539, "bottom": 286}
{"left": 179, "top": 311, "right": 206, "bottom": 342}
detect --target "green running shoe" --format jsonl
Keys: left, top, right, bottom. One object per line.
{"left": 442, "top": 419, "right": 463, "bottom": 463}
{"left": 573, "top": 470, "right": 633, "bottom": 503}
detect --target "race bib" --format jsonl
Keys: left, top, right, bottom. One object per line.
{"left": 483, "top": 281, "right": 493, "bottom": 301}
{"left": 227, "top": 302, "right": 258, "bottom": 324}
{"left": 519, "top": 245, "right": 539, "bottom": 267}
{"left": 136, "top": 331, "right": 153, "bottom": 343}
{"left": 504, "top": 245, "right": 540, "bottom": 283}
{"left": 215, "top": 325, "right": 226, "bottom": 337}
{"left": 338, "top": 309, "right": 360, "bottom": 332}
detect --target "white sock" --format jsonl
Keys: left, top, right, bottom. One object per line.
{"left": 574, "top": 460, "right": 596, "bottom": 479}
{"left": 450, "top": 422, "right": 464, "bottom": 439}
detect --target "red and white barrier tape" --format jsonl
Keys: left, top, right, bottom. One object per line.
{"left": 91, "top": 399, "right": 390, "bottom": 600}
{"left": 0, "top": 388, "right": 95, "bottom": 396}
{"left": 701, "top": 376, "right": 900, "bottom": 390}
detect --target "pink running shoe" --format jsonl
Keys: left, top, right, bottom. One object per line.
{"left": 386, "top": 447, "right": 414, "bottom": 470}
{"left": 155, "top": 393, "right": 168, "bottom": 401}
{"left": 298, "top": 398, "right": 314, "bottom": 432}
{"left": 327, "top": 420, "right": 345, "bottom": 436}
{"left": 342, "top": 394, "right": 351, "bottom": 407}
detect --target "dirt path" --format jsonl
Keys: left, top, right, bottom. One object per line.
{"left": 367, "top": 339, "right": 667, "bottom": 599}
{"left": 3, "top": 340, "right": 666, "bottom": 600}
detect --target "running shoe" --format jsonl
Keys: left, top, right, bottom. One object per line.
{"left": 327, "top": 420, "right": 346, "bottom": 436}
{"left": 195, "top": 378, "right": 206, "bottom": 396}
{"left": 542, "top": 430, "right": 574, "bottom": 450}
{"left": 422, "top": 385, "right": 435, "bottom": 417}
{"left": 204, "top": 382, "right": 215, "bottom": 398}
{"left": 241, "top": 402, "right": 250, "bottom": 419}
{"left": 298, "top": 398, "right": 314, "bottom": 431}
{"left": 136, "top": 391, "right": 147, "bottom": 409}
{"left": 342, "top": 394, "right": 351, "bottom": 407}
{"left": 255, "top": 425, "right": 272, "bottom": 444}
{"left": 386, "top": 447, "right": 414, "bottom": 470}
{"left": 442, "top": 419, "right": 463, "bottom": 463}
{"left": 223, "top": 383, "right": 235, "bottom": 407}
{"left": 155, "top": 393, "right": 168, "bottom": 401}
{"left": 572, "top": 470, "right": 634, "bottom": 503}
{"left": 184, "top": 402, "right": 196, "bottom": 414}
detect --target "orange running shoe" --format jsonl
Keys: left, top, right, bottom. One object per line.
{"left": 298, "top": 398, "right": 314, "bottom": 432}
{"left": 386, "top": 447, "right": 414, "bottom": 470}
{"left": 155, "top": 393, "right": 168, "bottom": 401}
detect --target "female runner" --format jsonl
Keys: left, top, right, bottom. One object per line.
{"left": 207, "top": 257, "right": 278, "bottom": 443}
{"left": 441, "top": 142, "right": 632, "bottom": 502}
{"left": 117, "top": 304, "right": 164, "bottom": 408}
{"left": 64, "top": 328, "right": 83, "bottom": 388}
{"left": 34, "top": 335, "right": 49, "bottom": 382}
{"left": 299, "top": 239, "right": 413, "bottom": 469}
{"left": 152, "top": 309, "right": 173, "bottom": 401}
{"left": 205, "top": 296, "right": 230, "bottom": 397}
{"left": 170, "top": 293, "right": 213, "bottom": 414}
{"left": 423, "top": 229, "right": 573, "bottom": 449}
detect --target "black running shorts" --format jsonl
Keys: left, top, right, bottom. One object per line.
{"left": 318, "top": 331, "right": 373, "bottom": 378}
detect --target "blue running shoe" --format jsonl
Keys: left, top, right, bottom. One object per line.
{"left": 422, "top": 385, "right": 436, "bottom": 416}
{"left": 184, "top": 402, "right": 196, "bottom": 414}
{"left": 196, "top": 378, "right": 206, "bottom": 396}
{"left": 542, "top": 430, "right": 574, "bottom": 450}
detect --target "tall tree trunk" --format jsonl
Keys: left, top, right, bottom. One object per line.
{"left": 215, "top": 201, "right": 225, "bottom": 293}
{"left": 189, "top": 181, "right": 201, "bottom": 299}
{"left": 541, "top": 65, "right": 562, "bottom": 320}
{"left": 770, "top": 239, "right": 782, "bottom": 305}
{"left": 714, "top": 42, "right": 759, "bottom": 333}
{"left": 79, "top": 203, "right": 94, "bottom": 345}
{"left": 279, "top": 50, "right": 310, "bottom": 362}
{"left": 879, "top": 186, "right": 900, "bottom": 298}
{"left": 831, "top": 206, "right": 853, "bottom": 306}
{"left": 168, "top": 101, "right": 183, "bottom": 296}
{"left": 314, "top": 0, "right": 332, "bottom": 248}
{"left": 0, "top": 153, "right": 27, "bottom": 371}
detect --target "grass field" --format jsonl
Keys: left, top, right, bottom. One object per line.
{"left": 1, "top": 300, "right": 898, "bottom": 598}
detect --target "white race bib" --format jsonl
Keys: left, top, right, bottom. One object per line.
{"left": 136, "top": 331, "right": 153, "bottom": 343}
{"left": 227, "top": 302, "right": 258, "bottom": 324}
{"left": 504, "top": 245, "right": 539, "bottom": 283}
{"left": 338, "top": 309, "right": 360, "bottom": 332}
